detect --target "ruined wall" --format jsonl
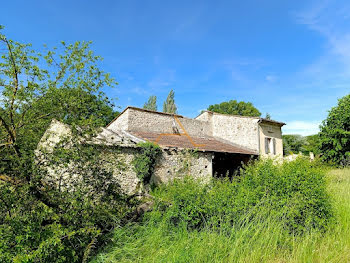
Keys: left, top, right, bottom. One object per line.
{"left": 102, "top": 147, "right": 213, "bottom": 194}
{"left": 100, "top": 147, "right": 141, "bottom": 195}
{"left": 210, "top": 114, "right": 259, "bottom": 153}
{"left": 38, "top": 119, "right": 214, "bottom": 196}
{"left": 259, "top": 123, "right": 283, "bottom": 157}
{"left": 127, "top": 108, "right": 212, "bottom": 137}
{"left": 152, "top": 149, "right": 213, "bottom": 185}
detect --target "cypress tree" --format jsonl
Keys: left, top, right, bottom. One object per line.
{"left": 163, "top": 89, "right": 177, "bottom": 114}
{"left": 143, "top": 95, "right": 157, "bottom": 111}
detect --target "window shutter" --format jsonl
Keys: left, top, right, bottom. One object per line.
{"left": 265, "top": 138, "right": 269, "bottom": 154}
{"left": 273, "top": 138, "right": 276, "bottom": 155}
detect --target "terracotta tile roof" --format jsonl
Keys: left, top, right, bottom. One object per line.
{"left": 129, "top": 130, "right": 258, "bottom": 155}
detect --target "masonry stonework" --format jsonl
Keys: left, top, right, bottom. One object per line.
{"left": 259, "top": 123, "right": 283, "bottom": 156}
{"left": 100, "top": 147, "right": 140, "bottom": 195}
{"left": 153, "top": 149, "right": 212, "bottom": 185}
{"left": 211, "top": 114, "right": 259, "bottom": 153}
{"left": 38, "top": 106, "right": 285, "bottom": 195}
{"left": 100, "top": 147, "right": 213, "bottom": 195}
{"left": 126, "top": 108, "right": 211, "bottom": 137}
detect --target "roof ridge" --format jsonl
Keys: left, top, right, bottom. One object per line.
{"left": 106, "top": 106, "right": 184, "bottom": 128}
{"left": 196, "top": 110, "right": 285, "bottom": 126}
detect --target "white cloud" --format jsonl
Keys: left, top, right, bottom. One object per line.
{"left": 265, "top": 75, "right": 277, "bottom": 82}
{"left": 282, "top": 120, "right": 321, "bottom": 136}
{"left": 296, "top": 0, "right": 350, "bottom": 69}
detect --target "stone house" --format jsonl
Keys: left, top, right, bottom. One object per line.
{"left": 39, "top": 106, "right": 285, "bottom": 194}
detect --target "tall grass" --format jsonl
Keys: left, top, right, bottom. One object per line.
{"left": 91, "top": 163, "right": 350, "bottom": 263}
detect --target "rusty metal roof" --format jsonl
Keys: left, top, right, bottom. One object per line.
{"left": 129, "top": 130, "right": 258, "bottom": 155}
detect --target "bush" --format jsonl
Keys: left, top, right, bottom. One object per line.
{"left": 148, "top": 158, "right": 333, "bottom": 234}
{"left": 0, "top": 141, "right": 135, "bottom": 262}
{"left": 132, "top": 142, "right": 161, "bottom": 185}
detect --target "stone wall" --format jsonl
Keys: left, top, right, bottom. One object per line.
{"left": 102, "top": 147, "right": 213, "bottom": 194}
{"left": 100, "top": 147, "right": 141, "bottom": 195}
{"left": 210, "top": 113, "right": 260, "bottom": 152}
{"left": 108, "top": 109, "right": 129, "bottom": 131}
{"left": 195, "top": 111, "right": 212, "bottom": 122}
{"left": 259, "top": 123, "right": 283, "bottom": 157}
{"left": 38, "top": 119, "right": 214, "bottom": 196}
{"left": 152, "top": 149, "right": 212, "bottom": 185}
{"left": 127, "top": 108, "right": 212, "bottom": 137}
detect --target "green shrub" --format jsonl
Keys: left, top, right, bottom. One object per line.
{"left": 132, "top": 142, "right": 161, "bottom": 185}
{"left": 0, "top": 142, "right": 135, "bottom": 262}
{"left": 148, "top": 158, "right": 333, "bottom": 234}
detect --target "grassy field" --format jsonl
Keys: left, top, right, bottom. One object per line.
{"left": 92, "top": 168, "right": 350, "bottom": 263}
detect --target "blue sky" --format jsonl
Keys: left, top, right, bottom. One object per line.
{"left": 2, "top": 0, "right": 349, "bottom": 135}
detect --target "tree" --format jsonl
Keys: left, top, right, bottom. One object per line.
{"left": 0, "top": 27, "right": 117, "bottom": 177}
{"left": 207, "top": 100, "right": 261, "bottom": 117}
{"left": 143, "top": 95, "right": 157, "bottom": 111}
{"left": 0, "top": 27, "right": 130, "bottom": 262}
{"left": 265, "top": 113, "right": 271, "bottom": 120}
{"left": 319, "top": 94, "right": 350, "bottom": 166}
{"left": 163, "top": 89, "right": 177, "bottom": 114}
{"left": 282, "top": 134, "right": 308, "bottom": 155}
{"left": 304, "top": 134, "right": 320, "bottom": 155}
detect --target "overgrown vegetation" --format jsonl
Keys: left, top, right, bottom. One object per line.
{"left": 319, "top": 94, "right": 350, "bottom": 166}
{"left": 92, "top": 158, "right": 337, "bottom": 262}
{"left": 132, "top": 142, "right": 161, "bottom": 185}
{"left": 0, "top": 27, "right": 132, "bottom": 262}
{"left": 148, "top": 158, "right": 332, "bottom": 233}
{"left": 1, "top": 26, "right": 348, "bottom": 262}
{"left": 283, "top": 134, "right": 320, "bottom": 156}
{"left": 0, "top": 140, "right": 134, "bottom": 262}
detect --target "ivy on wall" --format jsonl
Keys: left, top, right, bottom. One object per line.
{"left": 132, "top": 142, "right": 161, "bottom": 185}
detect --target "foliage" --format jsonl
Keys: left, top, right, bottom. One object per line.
{"left": 93, "top": 161, "right": 340, "bottom": 263}
{"left": 162, "top": 89, "right": 177, "bottom": 114}
{"left": 132, "top": 142, "right": 161, "bottom": 185}
{"left": 304, "top": 134, "right": 321, "bottom": 155}
{"left": 319, "top": 94, "right": 350, "bottom": 166}
{"left": 283, "top": 134, "right": 321, "bottom": 156}
{"left": 0, "top": 27, "right": 118, "bottom": 180}
{"left": 148, "top": 158, "right": 332, "bottom": 234}
{"left": 207, "top": 99, "right": 261, "bottom": 117}
{"left": 0, "top": 136, "right": 134, "bottom": 262}
{"left": 0, "top": 28, "right": 129, "bottom": 262}
{"left": 265, "top": 113, "right": 271, "bottom": 119}
{"left": 143, "top": 95, "right": 157, "bottom": 111}
{"left": 283, "top": 134, "right": 308, "bottom": 155}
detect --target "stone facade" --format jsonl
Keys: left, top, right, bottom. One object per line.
{"left": 210, "top": 113, "right": 259, "bottom": 152}
{"left": 114, "top": 107, "right": 212, "bottom": 137}
{"left": 38, "top": 106, "right": 285, "bottom": 195}
{"left": 153, "top": 149, "right": 212, "bottom": 185}
{"left": 195, "top": 111, "right": 284, "bottom": 156}
{"left": 100, "top": 147, "right": 212, "bottom": 195}
{"left": 259, "top": 122, "right": 283, "bottom": 156}
{"left": 38, "top": 119, "right": 213, "bottom": 195}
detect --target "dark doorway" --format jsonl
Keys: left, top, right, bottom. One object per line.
{"left": 212, "top": 152, "right": 256, "bottom": 178}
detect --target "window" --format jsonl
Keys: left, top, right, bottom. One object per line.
{"left": 265, "top": 137, "right": 276, "bottom": 155}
